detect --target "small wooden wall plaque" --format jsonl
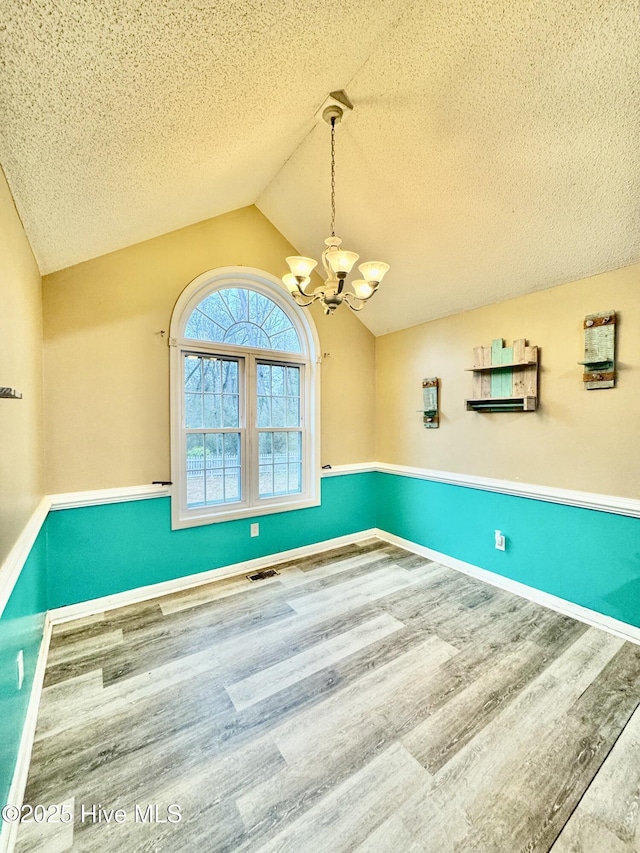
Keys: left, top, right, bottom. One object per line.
{"left": 422, "top": 378, "right": 439, "bottom": 428}
{"left": 580, "top": 310, "right": 616, "bottom": 389}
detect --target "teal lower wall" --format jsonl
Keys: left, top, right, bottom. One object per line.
{"left": 1, "top": 473, "right": 375, "bottom": 810}
{"left": 42, "top": 470, "right": 640, "bottom": 622}
{"left": 0, "top": 527, "right": 47, "bottom": 822}
{"left": 46, "top": 473, "right": 378, "bottom": 609}
{"left": 3, "top": 468, "right": 640, "bottom": 823}
{"left": 376, "top": 472, "right": 640, "bottom": 627}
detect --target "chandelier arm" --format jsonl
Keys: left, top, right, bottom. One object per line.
{"left": 342, "top": 292, "right": 367, "bottom": 311}
{"left": 321, "top": 257, "right": 331, "bottom": 280}
{"left": 295, "top": 280, "right": 317, "bottom": 298}
{"left": 320, "top": 246, "right": 340, "bottom": 295}
{"left": 291, "top": 291, "right": 321, "bottom": 308}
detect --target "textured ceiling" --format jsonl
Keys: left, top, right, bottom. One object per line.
{"left": 1, "top": 0, "right": 639, "bottom": 335}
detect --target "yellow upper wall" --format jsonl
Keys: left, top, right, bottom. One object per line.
{"left": 43, "top": 206, "right": 376, "bottom": 493}
{"left": 0, "top": 169, "right": 44, "bottom": 562}
{"left": 376, "top": 264, "right": 640, "bottom": 498}
{"left": 40, "top": 200, "right": 640, "bottom": 500}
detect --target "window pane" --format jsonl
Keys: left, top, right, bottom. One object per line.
{"left": 222, "top": 360, "right": 238, "bottom": 393}
{"left": 203, "top": 394, "right": 221, "bottom": 428}
{"left": 225, "top": 469, "right": 241, "bottom": 501}
{"left": 286, "top": 367, "right": 299, "bottom": 396}
{"left": 288, "top": 463, "right": 301, "bottom": 492}
{"left": 271, "top": 397, "right": 285, "bottom": 427}
{"left": 203, "top": 358, "right": 220, "bottom": 393}
{"left": 225, "top": 288, "right": 249, "bottom": 323}
{"left": 205, "top": 470, "right": 224, "bottom": 504}
{"left": 263, "top": 307, "right": 290, "bottom": 338}
{"left": 199, "top": 292, "right": 234, "bottom": 328}
{"left": 189, "top": 431, "right": 242, "bottom": 507}
{"left": 184, "top": 310, "right": 225, "bottom": 342}
{"left": 205, "top": 434, "right": 223, "bottom": 469}
{"left": 225, "top": 323, "right": 270, "bottom": 348}
{"left": 187, "top": 471, "right": 206, "bottom": 506}
{"left": 257, "top": 363, "right": 271, "bottom": 395}
{"left": 222, "top": 394, "right": 239, "bottom": 428}
{"left": 273, "top": 464, "right": 288, "bottom": 494}
{"left": 286, "top": 396, "right": 299, "bottom": 427}
{"left": 249, "top": 291, "right": 272, "bottom": 326}
{"left": 257, "top": 362, "right": 300, "bottom": 430}
{"left": 257, "top": 396, "right": 271, "bottom": 428}
{"left": 186, "top": 393, "right": 203, "bottom": 428}
{"left": 288, "top": 431, "right": 302, "bottom": 461}
{"left": 259, "top": 465, "right": 273, "bottom": 497}
{"left": 278, "top": 328, "right": 302, "bottom": 353}
{"left": 257, "top": 430, "right": 302, "bottom": 499}
{"left": 259, "top": 432, "right": 272, "bottom": 460}
{"left": 186, "top": 434, "right": 205, "bottom": 506}
{"left": 184, "top": 356, "right": 202, "bottom": 391}
{"left": 273, "top": 432, "right": 287, "bottom": 462}
{"left": 271, "top": 366, "right": 285, "bottom": 395}
{"left": 184, "top": 288, "right": 301, "bottom": 352}
{"left": 223, "top": 433, "right": 240, "bottom": 466}
{"left": 185, "top": 355, "right": 238, "bottom": 432}
{"left": 187, "top": 433, "right": 204, "bottom": 459}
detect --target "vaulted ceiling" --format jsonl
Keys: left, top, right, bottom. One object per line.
{"left": 1, "top": 0, "right": 638, "bottom": 335}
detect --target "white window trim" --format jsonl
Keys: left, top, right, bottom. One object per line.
{"left": 169, "top": 267, "right": 321, "bottom": 530}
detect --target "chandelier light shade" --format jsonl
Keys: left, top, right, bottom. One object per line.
{"left": 283, "top": 92, "right": 389, "bottom": 315}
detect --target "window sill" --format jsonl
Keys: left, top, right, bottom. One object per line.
{"left": 171, "top": 494, "right": 321, "bottom": 530}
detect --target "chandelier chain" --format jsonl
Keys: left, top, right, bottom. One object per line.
{"left": 330, "top": 117, "right": 336, "bottom": 237}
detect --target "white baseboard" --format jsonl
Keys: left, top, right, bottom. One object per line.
{"left": 0, "top": 616, "right": 52, "bottom": 853}
{"left": 48, "top": 528, "right": 378, "bottom": 624}
{"left": 0, "top": 498, "right": 50, "bottom": 620}
{"left": 374, "top": 529, "right": 640, "bottom": 646}
{"left": 49, "top": 522, "right": 640, "bottom": 645}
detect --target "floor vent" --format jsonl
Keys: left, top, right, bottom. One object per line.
{"left": 247, "top": 569, "right": 280, "bottom": 582}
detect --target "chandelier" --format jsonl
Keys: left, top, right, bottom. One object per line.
{"left": 282, "top": 92, "right": 389, "bottom": 315}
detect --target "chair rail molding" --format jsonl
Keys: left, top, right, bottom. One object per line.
{"left": 374, "top": 462, "right": 640, "bottom": 519}
{"left": 46, "top": 466, "right": 640, "bottom": 518}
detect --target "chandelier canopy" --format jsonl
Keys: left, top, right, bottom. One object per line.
{"left": 283, "top": 92, "right": 389, "bottom": 315}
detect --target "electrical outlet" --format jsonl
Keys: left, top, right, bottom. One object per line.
{"left": 250, "top": 523, "right": 259, "bottom": 538}
{"left": 494, "top": 530, "right": 506, "bottom": 551}
{"left": 17, "top": 650, "right": 24, "bottom": 690}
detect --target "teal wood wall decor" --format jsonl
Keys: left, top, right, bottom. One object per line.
{"left": 422, "top": 378, "right": 439, "bottom": 428}
{"left": 580, "top": 311, "right": 616, "bottom": 389}
{"left": 466, "top": 338, "right": 539, "bottom": 412}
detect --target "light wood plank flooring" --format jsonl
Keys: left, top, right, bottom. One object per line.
{"left": 14, "top": 539, "right": 640, "bottom": 852}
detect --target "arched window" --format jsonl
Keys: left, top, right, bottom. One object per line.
{"left": 170, "top": 268, "right": 320, "bottom": 528}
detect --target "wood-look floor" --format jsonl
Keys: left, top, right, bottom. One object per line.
{"left": 15, "top": 539, "right": 640, "bottom": 852}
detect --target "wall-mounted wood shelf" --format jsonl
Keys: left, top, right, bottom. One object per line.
{"left": 465, "top": 338, "right": 539, "bottom": 412}
{"left": 464, "top": 360, "right": 537, "bottom": 372}
{"left": 466, "top": 396, "right": 537, "bottom": 412}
